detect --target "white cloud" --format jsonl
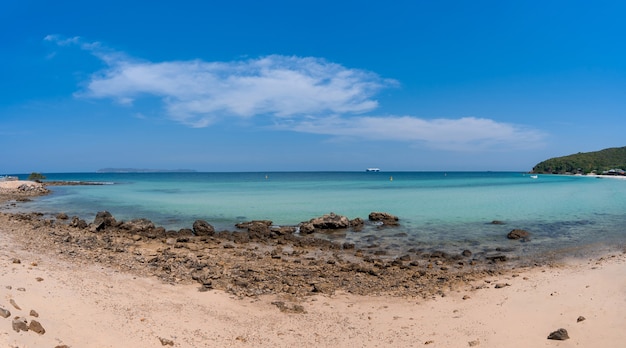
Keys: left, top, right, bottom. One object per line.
{"left": 278, "top": 116, "right": 546, "bottom": 151}
{"left": 47, "top": 35, "right": 395, "bottom": 128}
{"left": 46, "top": 35, "right": 546, "bottom": 151}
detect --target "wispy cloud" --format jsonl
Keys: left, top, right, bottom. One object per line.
{"left": 45, "top": 35, "right": 546, "bottom": 150}
{"left": 276, "top": 116, "right": 546, "bottom": 151}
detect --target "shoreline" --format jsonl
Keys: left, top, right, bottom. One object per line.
{"left": 1, "top": 180, "right": 625, "bottom": 346}
{"left": 1, "top": 215, "right": 624, "bottom": 347}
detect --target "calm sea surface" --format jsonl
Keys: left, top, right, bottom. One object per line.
{"left": 5, "top": 172, "right": 626, "bottom": 259}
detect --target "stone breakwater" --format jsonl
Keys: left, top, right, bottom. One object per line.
{"left": 1, "top": 209, "right": 530, "bottom": 299}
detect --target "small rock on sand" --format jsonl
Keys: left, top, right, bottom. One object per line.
{"left": 0, "top": 307, "right": 10, "bottom": 318}
{"left": 159, "top": 337, "right": 175, "bottom": 346}
{"left": 577, "top": 316, "right": 586, "bottom": 322}
{"left": 29, "top": 319, "right": 46, "bottom": 334}
{"left": 10, "top": 298, "right": 21, "bottom": 310}
{"left": 30, "top": 309, "right": 39, "bottom": 317}
{"left": 547, "top": 328, "right": 569, "bottom": 340}
{"left": 12, "top": 316, "right": 28, "bottom": 332}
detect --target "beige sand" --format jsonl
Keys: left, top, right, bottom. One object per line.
{"left": 0, "top": 180, "right": 42, "bottom": 190}
{"left": 1, "top": 224, "right": 624, "bottom": 348}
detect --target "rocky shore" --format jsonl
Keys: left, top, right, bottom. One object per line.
{"left": 1, "top": 181, "right": 531, "bottom": 299}
{"left": 1, "top": 181, "right": 625, "bottom": 347}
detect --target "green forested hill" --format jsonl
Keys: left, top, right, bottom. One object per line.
{"left": 531, "top": 146, "right": 626, "bottom": 174}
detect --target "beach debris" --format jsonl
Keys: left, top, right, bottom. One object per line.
{"left": 17, "top": 287, "right": 26, "bottom": 292}
{"left": 12, "top": 258, "right": 21, "bottom": 264}
{"left": 547, "top": 328, "right": 569, "bottom": 340}
{"left": 494, "top": 283, "right": 510, "bottom": 289}
{"left": 9, "top": 299, "right": 21, "bottom": 310}
{"left": 577, "top": 316, "right": 586, "bottom": 322}
{"left": 12, "top": 316, "right": 28, "bottom": 332}
{"left": 192, "top": 219, "right": 215, "bottom": 236}
{"left": 462, "top": 295, "right": 471, "bottom": 300}
{"left": 158, "top": 337, "right": 175, "bottom": 346}
{"left": 28, "top": 319, "right": 46, "bottom": 334}
{"left": 36, "top": 276, "right": 44, "bottom": 282}
{"left": 54, "top": 345, "right": 70, "bottom": 348}
{"left": 507, "top": 229, "right": 531, "bottom": 242}
{"left": 0, "top": 307, "right": 10, "bottom": 318}
{"left": 468, "top": 339, "right": 480, "bottom": 346}
{"left": 424, "top": 340, "right": 435, "bottom": 345}
{"left": 29, "top": 309, "right": 39, "bottom": 317}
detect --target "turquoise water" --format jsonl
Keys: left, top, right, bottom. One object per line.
{"left": 5, "top": 172, "right": 626, "bottom": 258}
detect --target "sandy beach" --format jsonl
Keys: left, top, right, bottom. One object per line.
{"left": 1, "top": 180, "right": 625, "bottom": 347}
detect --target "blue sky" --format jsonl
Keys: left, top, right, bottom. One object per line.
{"left": 1, "top": 1, "right": 625, "bottom": 173}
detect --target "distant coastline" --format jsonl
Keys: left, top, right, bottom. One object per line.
{"left": 96, "top": 168, "right": 197, "bottom": 173}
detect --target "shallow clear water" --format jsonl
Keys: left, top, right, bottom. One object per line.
{"left": 5, "top": 172, "right": 626, "bottom": 258}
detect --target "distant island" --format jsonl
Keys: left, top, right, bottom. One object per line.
{"left": 531, "top": 146, "right": 626, "bottom": 175}
{"left": 97, "top": 168, "right": 197, "bottom": 173}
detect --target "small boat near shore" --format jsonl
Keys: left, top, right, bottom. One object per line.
{"left": 530, "top": 175, "right": 538, "bottom": 179}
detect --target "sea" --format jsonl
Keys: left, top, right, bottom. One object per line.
{"left": 4, "top": 171, "right": 626, "bottom": 260}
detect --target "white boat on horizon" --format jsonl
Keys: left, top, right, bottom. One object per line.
{"left": 530, "top": 175, "right": 538, "bottom": 179}
{"left": 366, "top": 168, "right": 380, "bottom": 172}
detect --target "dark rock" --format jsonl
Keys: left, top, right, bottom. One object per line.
{"left": 237, "top": 220, "right": 272, "bottom": 239}
{"left": 577, "top": 316, "right": 586, "bottom": 322}
{"left": 308, "top": 212, "right": 350, "bottom": 230}
{"left": 28, "top": 319, "right": 46, "bottom": 335}
{"left": 547, "top": 328, "right": 569, "bottom": 340}
{"left": 0, "top": 307, "right": 10, "bottom": 318}
{"left": 70, "top": 216, "right": 88, "bottom": 229}
{"left": 429, "top": 250, "right": 449, "bottom": 259}
{"left": 368, "top": 212, "right": 399, "bottom": 226}
{"left": 270, "top": 225, "right": 296, "bottom": 235}
{"left": 507, "top": 229, "right": 531, "bottom": 241}
{"left": 486, "top": 255, "right": 508, "bottom": 262}
{"left": 177, "top": 228, "right": 194, "bottom": 237}
{"left": 350, "top": 217, "right": 364, "bottom": 231}
{"left": 462, "top": 249, "right": 472, "bottom": 257}
{"left": 298, "top": 222, "right": 315, "bottom": 234}
{"left": 121, "top": 218, "right": 155, "bottom": 233}
{"left": 193, "top": 220, "right": 215, "bottom": 236}
{"left": 93, "top": 211, "right": 117, "bottom": 231}
{"left": 56, "top": 212, "right": 69, "bottom": 220}
{"left": 490, "top": 220, "right": 505, "bottom": 225}
{"left": 29, "top": 309, "right": 39, "bottom": 317}
{"left": 159, "top": 337, "right": 175, "bottom": 346}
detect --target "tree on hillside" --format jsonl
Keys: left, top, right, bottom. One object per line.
{"left": 28, "top": 172, "right": 46, "bottom": 182}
